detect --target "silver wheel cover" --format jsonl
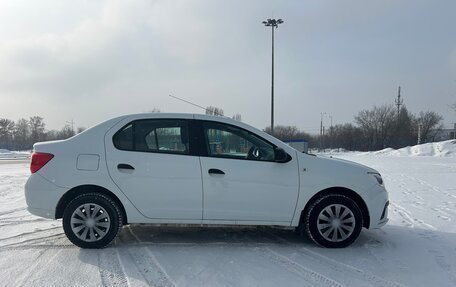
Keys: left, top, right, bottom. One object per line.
{"left": 317, "top": 204, "right": 355, "bottom": 242}
{"left": 70, "top": 203, "right": 111, "bottom": 242}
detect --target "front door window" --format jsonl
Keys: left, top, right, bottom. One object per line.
{"left": 203, "top": 122, "right": 275, "bottom": 161}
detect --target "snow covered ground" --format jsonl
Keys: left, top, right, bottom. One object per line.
{"left": 1, "top": 153, "right": 456, "bottom": 287}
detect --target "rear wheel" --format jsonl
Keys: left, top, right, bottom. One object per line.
{"left": 304, "top": 194, "right": 363, "bottom": 248}
{"left": 62, "top": 193, "right": 122, "bottom": 248}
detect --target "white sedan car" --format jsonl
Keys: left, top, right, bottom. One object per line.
{"left": 25, "top": 113, "right": 388, "bottom": 248}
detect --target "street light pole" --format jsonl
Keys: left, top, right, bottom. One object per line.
{"left": 262, "top": 18, "right": 284, "bottom": 135}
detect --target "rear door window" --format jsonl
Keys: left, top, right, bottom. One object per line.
{"left": 113, "top": 119, "right": 189, "bottom": 154}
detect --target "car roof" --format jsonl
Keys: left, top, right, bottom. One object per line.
{"left": 121, "top": 112, "right": 239, "bottom": 124}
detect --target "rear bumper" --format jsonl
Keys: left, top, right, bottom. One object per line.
{"left": 24, "top": 173, "right": 68, "bottom": 219}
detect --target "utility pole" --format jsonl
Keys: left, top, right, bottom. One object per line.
{"left": 329, "top": 115, "right": 333, "bottom": 150}
{"left": 322, "top": 126, "right": 326, "bottom": 152}
{"left": 417, "top": 123, "right": 422, "bottom": 144}
{"left": 66, "top": 119, "right": 74, "bottom": 134}
{"left": 320, "top": 112, "right": 326, "bottom": 151}
{"left": 449, "top": 104, "right": 456, "bottom": 140}
{"left": 262, "top": 18, "right": 284, "bottom": 134}
{"left": 454, "top": 123, "right": 456, "bottom": 140}
{"left": 395, "top": 86, "right": 403, "bottom": 119}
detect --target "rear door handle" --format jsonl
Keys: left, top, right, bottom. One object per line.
{"left": 117, "top": 163, "right": 135, "bottom": 170}
{"left": 208, "top": 168, "right": 225, "bottom": 175}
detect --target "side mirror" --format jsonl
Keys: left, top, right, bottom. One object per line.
{"left": 274, "top": 147, "right": 290, "bottom": 163}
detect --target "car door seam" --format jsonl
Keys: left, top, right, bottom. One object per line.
{"left": 198, "top": 156, "right": 205, "bottom": 220}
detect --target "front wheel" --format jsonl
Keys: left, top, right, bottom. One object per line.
{"left": 62, "top": 193, "right": 123, "bottom": 248}
{"left": 304, "top": 194, "right": 363, "bottom": 248}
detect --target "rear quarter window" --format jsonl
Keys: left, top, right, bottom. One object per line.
{"left": 113, "top": 123, "right": 133, "bottom": 150}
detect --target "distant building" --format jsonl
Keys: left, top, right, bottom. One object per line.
{"left": 433, "top": 127, "right": 456, "bottom": 142}
{"left": 284, "top": 139, "right": 308, "bottom": 153}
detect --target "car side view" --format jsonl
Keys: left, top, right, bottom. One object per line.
{"left": 25, "top": 113, "right": 389, "bottom": 248}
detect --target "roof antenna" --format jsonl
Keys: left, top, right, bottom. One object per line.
{"left": 168, "top": 94, "right": 228, "bottom": 117}
{"left": 168, "top": 94, "right": 208, "bottom": 112}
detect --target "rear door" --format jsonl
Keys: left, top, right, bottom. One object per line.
{"left": 105, "top": 117, "right": 202, "bottom": 220}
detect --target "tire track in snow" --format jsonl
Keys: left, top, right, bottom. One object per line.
{"left": 404, "top": 175, "right": 456, "bottom": 200}
{"left": 258, "top": 230, "right": 404, "bottom": 287}
{"left": 0, "top": 233, "right": 68, "bottom": 250}
{"left": 98, "top": 248, "right": 130, "bottom": 287}
{"left": 403, "top": 175, "right": 455, "bottom": 221}
{"left": 0, "top": 244, "right": 75, "bottom": 251}
{"left": 388, "top": 184, "right": 456, "bottom": 283}
{"left": 15, "top": 247, "right": 63, "bottom": 286}
{"left": 126, "top": 247, "right": 175, "bottom": 287}
{"left": 389, "top": 202, "right": 436, "bottom": 230}
{"left": 427, "top": 249, "right": 456, "bottom": 283}
{"left": 0, "top": 219, "right": 49, "bottom": 227}
{"left": 253, "top": 246, "right": 343, "bottom": 287}
{"left": 0, "top": 207, "right": 26, "bottom": 216}
{"left": 0, "top": 226, "right": 63, "bottom": 246}
{"left": 243, "top": 230, "right": 342, "bottom": 287}
{"left": 127, "top": 225, "right": 142, "bottom": 243}
{"left": 391, "top": 174, "right": 453, "bottom": 222}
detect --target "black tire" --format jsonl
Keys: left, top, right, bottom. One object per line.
{"left": 304, "top": 194, "right": 363, "bottom": 248}
{"left": 62, "top": 193, "right": 123, "bottom": 249}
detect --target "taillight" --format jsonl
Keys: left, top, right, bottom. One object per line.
{"left": 30, "top": 152, "right": 54, "bottom": 173}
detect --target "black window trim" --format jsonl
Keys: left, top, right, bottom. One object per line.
{"left": 112, "top": 118, "right": 195, "bottom": 156}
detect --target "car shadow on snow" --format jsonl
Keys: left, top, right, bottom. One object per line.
{"left": 115, "top": 225, "right": 312, "bottom": 245}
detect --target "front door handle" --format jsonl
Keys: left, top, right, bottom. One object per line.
{"left": 208, "top": 168, "right": 225, "bottom": 175}
{"left": 117, "top": 163, "right": 135, "bottom": 170}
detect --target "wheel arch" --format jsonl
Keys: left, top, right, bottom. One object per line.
{"left": 55, "top": 184, "right": 128, "bottom": 225}
{"left": 299, "top": 187, "right": 370, "bottom": 229}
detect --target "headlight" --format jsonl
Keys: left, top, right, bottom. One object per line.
{"left": 368, "top": 172, "right": 384, "bottom": 186}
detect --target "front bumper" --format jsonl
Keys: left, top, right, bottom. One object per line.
{"left": 364, "top": 184, "right": 389, "bottom": 229}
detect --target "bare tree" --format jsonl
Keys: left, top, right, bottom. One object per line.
{"left": 0, "top": 118, "right": 15, "bottom": 149}
{"left": 14, "top": 119, "right": 30, "bottom": 150}
{"left": 29, "top": 116, "right": 46, "bottom": 144}
{"left": 331, "top": 123, "right": 364, "bottom": 151}
{"left": 206, "top": 106, "right": 224, "bottom": 116}
{"left": 355, "top": 105, "right": 398, "bottom": 150}
{"left": 77, "top": 127, "right": 86, "bottom": 133}
{"left": 232, "top": 114, "right": 242, "bottom": 121}
{"left": 417, "top": 111, "right": 443, "bottom": 142}
{"left": 264, "top": 125, "right": 312, "bottom": 142}
{"left": 354, "top": 108, "right": 377, "bottom": 150}
{"left": 58, "top": 124, "right": 75, "bottom": 139}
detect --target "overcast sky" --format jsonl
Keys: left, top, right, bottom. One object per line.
{"left": 0, "top": 0, "right": 455, "bottom": 133}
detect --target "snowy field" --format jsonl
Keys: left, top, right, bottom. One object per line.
{"left": 1, "top": 150, "right": 456, "bottom": 286}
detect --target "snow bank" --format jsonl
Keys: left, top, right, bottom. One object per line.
{"left": 320, "top": 140, "right": 456, "bottom": 157}
{"left": 0, "top": 149, "right": 31, "bottom": 159}
{"left": 373, "top": 140, "right": 456, "bottom": 157}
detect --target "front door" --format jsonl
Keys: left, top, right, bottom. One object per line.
{"left": 198, "top": 121, "right": 299, "bottom": 222}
